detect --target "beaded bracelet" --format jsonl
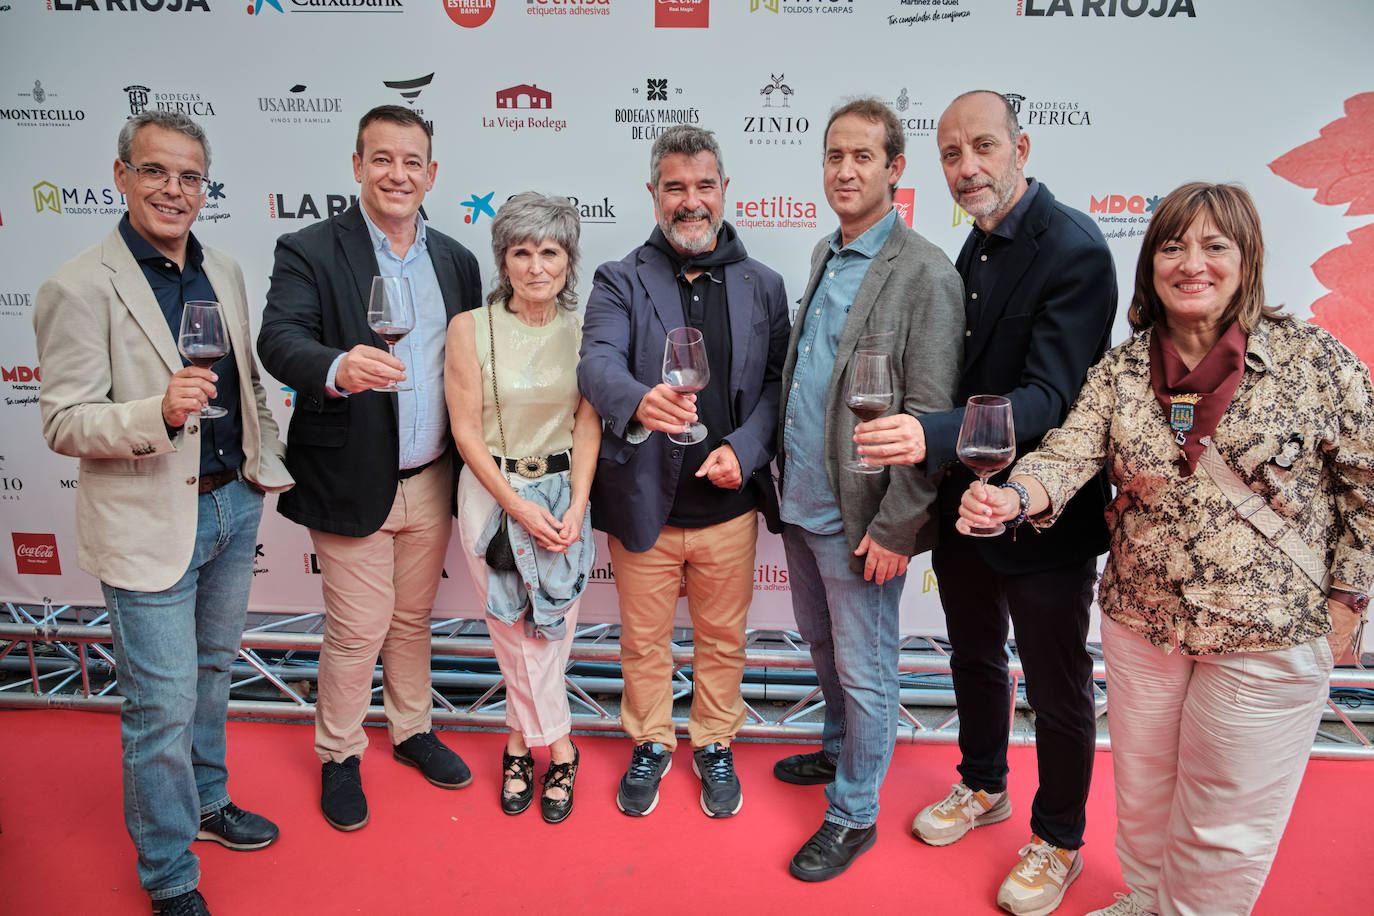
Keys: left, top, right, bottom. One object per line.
{"left": 1001, "top": 481, "right": 1030, "bottom": 540}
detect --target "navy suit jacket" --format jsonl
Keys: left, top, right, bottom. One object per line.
{"left": 257, "top": 203, "right": 481, "bottom": 537}
{"left": 577, "top": 234, "right": 791, "bottom": 553}
{"left": 920, "top": 183, "right": 1117, "bottom": 575}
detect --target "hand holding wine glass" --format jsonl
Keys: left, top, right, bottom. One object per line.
{"left": 844, "top": 350, "right": 893, "bottom": 474}
{"left": 956, "top": 394, "right": 1015, "bottom": 537}
{"left": 367, "top": 276, "right": 415, "bottom": 392}
{"left": 661, "top": 326, "right": 710, "bottom": 445}
{"left": 177, "top": 300, "right": 229, "bottom": 419}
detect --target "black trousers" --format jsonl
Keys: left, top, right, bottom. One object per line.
{"left": 931, "top": 533, "right": 1098, "bottom": 849}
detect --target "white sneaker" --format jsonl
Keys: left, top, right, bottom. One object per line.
{"left": 995, "top": 835, "right": 1082, "bottom": 916}
{"left": 911, "top": 782, "right": 1012, "bottom": 846}
{"left": 1085, "top": 891, "right": 1158, "bottom": 916}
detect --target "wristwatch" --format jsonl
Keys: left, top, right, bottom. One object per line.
{"left": 1329, "top": 586, "right": 1370, "bottom": 614}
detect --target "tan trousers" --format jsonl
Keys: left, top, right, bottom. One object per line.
{"left": 312, "top": 456, "right": 453, "bottom": 762}
{"left": 608, "top": 510, "right": 758, "bottom": 750}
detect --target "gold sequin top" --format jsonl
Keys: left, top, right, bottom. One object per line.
{"left": 472, "top": 301, "right": 581, "bottom": 460}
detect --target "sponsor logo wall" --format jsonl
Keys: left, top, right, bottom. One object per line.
{"left": 0, "top": 0, "right": 1368, "bottom": 641}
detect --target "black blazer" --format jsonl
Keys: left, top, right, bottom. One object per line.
{"left": 257, "top": 203, "right": 481, "bottom": 537}
{"left": 920, "top": 183, "right": 1117, "bottom": 575}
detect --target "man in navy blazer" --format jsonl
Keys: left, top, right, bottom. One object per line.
{"left": 258, "top": 105, "right": 481, "bottom": 833}
{"left": 858, "top": 90, "right": 1117, "bottom": 916}
{"left": 578, "top": 125, "right": 790, "bottom": 820}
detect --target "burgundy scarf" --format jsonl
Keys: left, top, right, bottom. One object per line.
{"left": 1149, "top": 322, "right": 1248, "bottom": 476}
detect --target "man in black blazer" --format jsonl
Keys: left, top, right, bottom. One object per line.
{"left": 856, "top": 90, "right": 1117, "bottom": 916}
{"left": 258, "top": 105, "right": 481, "bottom": 832}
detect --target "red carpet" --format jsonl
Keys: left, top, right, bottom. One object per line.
{"left": 0, "top": 709, "right": 1367, "bottom": 914}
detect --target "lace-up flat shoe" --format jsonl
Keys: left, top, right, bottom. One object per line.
{"left": 788, "top": 820, "right": 877, "bottom": 882}
{"left": 616, "top": 742, "right": 671, "bottom": 816}
{"left": 1085, "top": 892, "right": 1158, "bottom": 916}
{"left": 540, "top": 740, "right": 579, "bottom": 824}
{"left": 394, "top": 729, "right": 473, "bottom": 788}
{"left": 996, "top": 835, "right": 1082, "bottom": 915}
{"left": 692, "top": 742, "right": 742, "bottom": 817}
{"left": 151, "top": 889, "right": 212, "bottom": 915}
{"left": 912, "top": 782, "right": 1012, "bottom": 846}
{"left": 501, "top": 749, "right": 535, "bottom": 815}
{"left": 321, "top": 755, "right": 368, "bottom": 831}
{"left": 773, "top": 749, "right": 837, "bottom": 785}
{"left": 195, "top": 802, "right": 279, "bottom": 850}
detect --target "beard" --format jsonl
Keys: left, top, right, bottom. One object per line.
{"left": 659, "top": 205, "right": 722, "bottom": 255}
{"left": 956, "top": 157, "right": 1020, "bottom": 222}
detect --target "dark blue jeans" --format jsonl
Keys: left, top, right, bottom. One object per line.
{"left": 101, "top": 479, "right": 263, "bottom": 899}
{"left": 932, "top": 534, "right": 1097, "bottom": 849}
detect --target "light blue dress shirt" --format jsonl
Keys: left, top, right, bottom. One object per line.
{"left": 326, "top": 207, "right": 449, "bottom": 470}
{"left": 779, "top": 208, "right": 898, "bottom": 534}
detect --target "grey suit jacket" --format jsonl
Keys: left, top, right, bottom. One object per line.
{"left": 777, "top": 217, "right": 964, "bottom": 572}
{"left": 35, "top": 227, "right": 292, "bottom": 592}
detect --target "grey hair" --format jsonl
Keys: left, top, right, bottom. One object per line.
{"left": 117, "top": 110, "right": 212, "bottom": 172}
{"left": 487, "top": 192, "right": 582, "bottom": 311}
{"left": 648, "top": 125, "right": 725, "bottom": 190}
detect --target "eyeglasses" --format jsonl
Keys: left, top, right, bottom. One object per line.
{"left": 121, "top": 162, "right": 210, "bottom": 197}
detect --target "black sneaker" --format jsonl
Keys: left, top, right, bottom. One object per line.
{"left": 692, "top": 742, "right": 742, "bottom": 818}
{"left": 151, "top": 889, "right": 212, "bottom": 915}
{"left": 394, "top": 729, "right": 473, "bottom": 788}
{"left": 321, "top": 755, "right": 368, "bottom": 831}
{"left": 616, "top": 742, "right": 671, "bottom": 816}
{"left": 196, "top": 802, "right": 279, "bottom": 850}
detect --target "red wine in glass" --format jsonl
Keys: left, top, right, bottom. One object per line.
{"left": 367, "top": 276, "right": 416, "bottom": 392}
{"left": 956, "top": 394, "right": 1016, "bottom": 537}
{"left": 177, "top": 300, "right": 229, "bottom": 418}
{"left": 662, "top": 327, "right": 710, "bottom": 445}
{"left": 844, "top": 350, "right": 893, "bottom": 473}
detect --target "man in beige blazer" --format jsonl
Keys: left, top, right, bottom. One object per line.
{"left": 34, "top": 110, "right": 292, "bottom": 916}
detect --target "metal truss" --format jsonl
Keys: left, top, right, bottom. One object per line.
{"left": 3, "top": 600, "right": 1371, "bottom": 759}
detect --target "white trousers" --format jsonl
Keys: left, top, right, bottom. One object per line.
{"left": 1101, "top": 615, "right": 1331, "bottom": 916}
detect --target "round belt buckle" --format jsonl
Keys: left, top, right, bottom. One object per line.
{"left": 515, "top": 455, "right": 548, "bottom": 479}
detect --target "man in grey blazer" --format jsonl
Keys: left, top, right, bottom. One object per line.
{"left": 34, "top": 111, "right": 293, "bottom": 916}
{"left": 774, "top": 98, "right": 964, "bottom": 882}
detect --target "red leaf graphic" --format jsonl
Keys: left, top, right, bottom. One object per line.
{"left": 1270, "top": 92, "right": 1374, "bottom": 216}
{"left": 1308, "top": 224, "right": 1374, "bottom": 369}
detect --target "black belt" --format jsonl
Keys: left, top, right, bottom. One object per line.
{"left": 399, "top": 457, "right": 437, "bottom": 480}
{"left": 198, "top": 467, "right": 239, "bottom": 495}
{"left": 495, "top": 451, "right": 570, "bottom": 479}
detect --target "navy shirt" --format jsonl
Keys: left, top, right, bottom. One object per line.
{"left": 118, "top": 214, "right": 244, "bottom": 476}
{"left": 962, "top": 178, "right": 1039, "bottom": 331}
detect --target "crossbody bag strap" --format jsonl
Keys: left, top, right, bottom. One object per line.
{"left": 1197, "top": 438, "right": 1332, "bottom": 594}
{"left": 486, "top": 304, "right": 511, "bottom": 487}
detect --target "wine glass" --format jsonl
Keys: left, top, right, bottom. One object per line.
{"left": 177, "top": 300, "right": 229, "bottom": 419}
{"left": 956, "top": 394, "right": 1015, "bottom": 537}
{"left": 844, "top": 350, "right": 893, "bottom": 473}
{"left": 367, "top": 276, "right": 415, "bottom": 392}
{"left": 661, "top": 326, "right": 710, "bottom": 445}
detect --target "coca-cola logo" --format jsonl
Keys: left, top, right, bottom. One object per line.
{"left": 13, "top": 532, "right": 60, "bottom": 574}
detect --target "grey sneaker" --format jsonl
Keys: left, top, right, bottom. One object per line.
{"left": 912, "top": 782, "right": 1012, "bottom": 846}
{"left": 692, "top": 742, "right": 742, "bottom": 817}
{"left": 616, "top": 742, "right": 671, "bottom": 816}
{"left": 1084, "top": 892, "right": 1158, "bottom": 916}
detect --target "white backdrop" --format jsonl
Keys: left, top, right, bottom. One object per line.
{"left": 2, "top": 0, "right": 1372, "bottom": 639}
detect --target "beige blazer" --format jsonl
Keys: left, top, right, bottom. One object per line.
{"left": 34, "top": 227, "right": 292, "bottom": 592}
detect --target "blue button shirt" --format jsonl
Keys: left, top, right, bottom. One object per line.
{"left": 327, "top": 208, "right": 449, "bottom": 470}
{"left": 117, "top": 214, "right": 244, "bottom": 477}
{"left": 779, "top": 208, "right": 898, "bottom": 534}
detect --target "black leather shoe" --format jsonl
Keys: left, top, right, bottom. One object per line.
{"left": 394, "top": 730, "right": 473, "bottom": 788}
{"left": 540, "top": 740, "right": 579, "bottom": 825}
{"left": 501, "top": 749, "right": 535, "bottom": 815}
{"left": 788, "top": 820, "right": 877, "bottom": 882}
{"left": 196, "top": 802, "right": 279, "bottom": 850}
{"left": 151, "top": 889, "right": 212, "bottom": 915}
{"left": 321, "top": 755, "right": 368, "bottom": 831}
{"left": 773, "top": 749, "right": 838, "bottom": 786}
